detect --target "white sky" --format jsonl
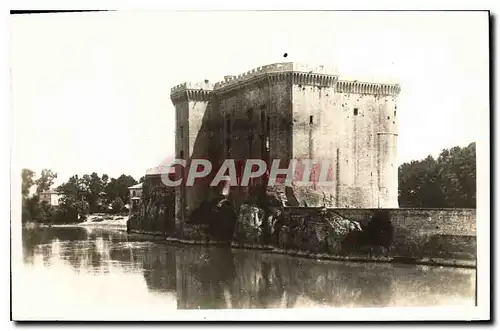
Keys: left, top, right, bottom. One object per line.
{"left": 10, "top": 11, "right": 489, "bottom": 186}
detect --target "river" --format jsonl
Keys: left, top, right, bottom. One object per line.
{"left": 15, "top": 226, "right": 476, "bottom": 320}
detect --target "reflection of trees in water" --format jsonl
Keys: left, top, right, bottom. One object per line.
{"left": 57, "top": 230, "right": 105, "bottom": 273}
{"left": 175, "top": 246, "right": 236, "bottom": 309}
{"left": 22, "top": 227, "right": 135, "bottom": 274}
{"left": 385, "top": 264, "right": 476, "bottom": 305}
{"left": 22, "top": 227, "right": 87, "bottom": 265}
{"left": 135, "top": 245, "right": 177, "bottom": 294}
{"left": 308, "top": 262, "right": 395, "bottom": 307}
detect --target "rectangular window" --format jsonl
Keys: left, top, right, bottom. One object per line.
{"left": 353, "top": 108, "right": 359, "bottom": 116}
{"left": 180, "top": 125, "right": 184, "bottom": 138}
{"left": 309, "top": 115, "right": 314, "bottom": 124}
{"left": 248, "top": 133, "right": 253, "bottom": 157}
{"left": 226, "top": 117, "right": 231, "bottom": 135}
{"left": 225, "top": 115, "right": 231, "bottom": 158}
{"left": 246, "top": 108, "right": 254, "bottom": 120}
{"left": 180, "top": 150, "right": 184, "bottom": 159}
{"left": 226, "top": 139, "right": 231, "bottom": 158}
{"left": 260, "top": 134, "right": 265, "bottom": 156}
{"left": 260, "top": 133, "right": 270, "bottom": 160}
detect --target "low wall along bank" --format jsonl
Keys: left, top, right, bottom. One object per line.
{"left": 276, "top": 207, "right": 476, "bottom": 263}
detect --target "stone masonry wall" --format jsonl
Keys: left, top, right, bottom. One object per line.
{"left": 291, "top": 83, "right": 398, "bottom": 208}
{"left": 213, "top": 74, "right": 293, "bottom": 208}
{"left": 128, "top": 175, "right": 176, "bottom": 235}
{"left": 230, "top": 205, "right": 476, "bottom": 263}
{"left": 277, "top": 208, "right": 476, "bottom": 261}
{"left": 170, "top": 63, "right": 401, "bottom": 222}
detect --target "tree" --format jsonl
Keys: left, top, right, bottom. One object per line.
{"left": 57, "top": 175, "right": 83, "bottom": 202}
{"left": 398, "top": 155, "right": 444, "bottom": 208}
{"left": 56, "top": 175, "right": 89, "bottom": 223}
{"left": 117, "top": 175, "right": 138, "bottom": 203}
{"left": 74, "top": 200, "right": 90, "bottom": 221}
{"left": 22, "top": 195, "right": 41, "bottom": 223}
{"left": 104, "top": 177, "right": 118, "bottom": 202}
{"left": 81, "top": 172, "right": 107, "bottom": 213}
{"left": 105, "top": 174, "right": 137, "bottom": 204}
{"left": 436, "top": 143, "right": 476, "bottom": 208}
{"left": 35, "top": 169, "right": 57, "bottom": 193}
{"left": 398, "top": 143, "right": 476, "bottom": 208}
{"left": 101, "top": 174, "right": 109, "bottom": 187}
{"left": 111, "top": 197, "right": 125, "bottom": 213}
{"left": 22, "top": 169, "right": 36, "bottom": 198}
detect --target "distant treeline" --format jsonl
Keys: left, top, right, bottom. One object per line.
{"left": 398, "top": 142, "right": 476, "bottom": 208}
{"left": 22, "top": 170, "right": 144, "bottom": 224}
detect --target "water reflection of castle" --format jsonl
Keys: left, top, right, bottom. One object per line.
{"left": 132, "top": 244, "right": 474, "bottom": 309}
{"left": 23, "top": 228, "right": 476, "bottom": 309}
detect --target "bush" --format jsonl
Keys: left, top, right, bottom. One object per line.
{"left": 111, "top": 197, "right": 125, "bottom": 214}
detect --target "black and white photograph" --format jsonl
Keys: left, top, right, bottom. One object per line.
{"left": 8, "top": 7, "right": 491, "bottom": 322}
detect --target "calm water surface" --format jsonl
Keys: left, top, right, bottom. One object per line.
{"left": 16, "top": 226, "right": 476, "bottom": 319}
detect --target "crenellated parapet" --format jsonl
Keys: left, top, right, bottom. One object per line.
{"left": 335, "top": 80, "right": 401, "bottom": 96}
{"left": 170, "top": 81, "right": 214, "bottom": 103}
{"left": 292, "top": 72, "right": 338, "bottom": 87}
{"left": 170, "top": 63, "right": 401, "bottom": 98}
{"left": 213, "top": 62, "right": 339, "bottom": 93}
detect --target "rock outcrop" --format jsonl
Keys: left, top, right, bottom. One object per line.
{"left": 276, "top": 208, "right": 364, "bottom": 254}
{"left": 232, "top": 204, "right": 265, "bottom": 245}
{"left": 128, "top": 179, "right": 175, "bottom": 235}
{"left": 185, "top": 196, "right": 237, "bottom": 241}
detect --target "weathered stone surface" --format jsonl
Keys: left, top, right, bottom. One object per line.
{"left": 276, "top": 208, "right": 362, "bottom": 254}
{"left": 185, "top": 196, "right": 237, "bottom": 241}
{"left": 280, "top": 207, "right": 476, "bottom": 260}
{"left": 128, "top": 176, "right": 175, "bottom": 235}
{"left": 233, "top": 204, "right": 265, "bottom": 245}
{"left": 183, "top": 223, "right": 211, "bottom": 241}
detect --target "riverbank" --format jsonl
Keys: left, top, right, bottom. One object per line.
{"left": 126, "top": 230, "right": 476, "bottom": 269}
{"left": 23, "top": 214, "right": 129, "bottom": 230}
{"left": 24, "top": 217, "right": 475, "bottom": 269}
{"left": 79, "top": 213, "right": 128, "bottom": 230}
{"left": 23, "top": 221, "right": 81, "bottom": 229}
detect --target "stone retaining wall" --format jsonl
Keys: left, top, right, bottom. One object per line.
{"left": 271, "top": 207, "right": 476, "bottom": 261}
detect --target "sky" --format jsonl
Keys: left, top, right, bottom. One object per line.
{"left": 10, "top": 11, "right": 489, "bottom": 187}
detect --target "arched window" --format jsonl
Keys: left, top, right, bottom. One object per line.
{"left": 132, "top": 191, "right": 136, "bottom": 197}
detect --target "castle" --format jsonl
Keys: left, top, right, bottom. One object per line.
{"left": 128, "top": 62, "right": 476, "bottom": 265}
{"left": 169, "top": 62, "right": 401, "bottom": 225}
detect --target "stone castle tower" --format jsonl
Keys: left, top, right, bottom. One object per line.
{"left": 170, "top": 62, "right": 400, "bottom": 222}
